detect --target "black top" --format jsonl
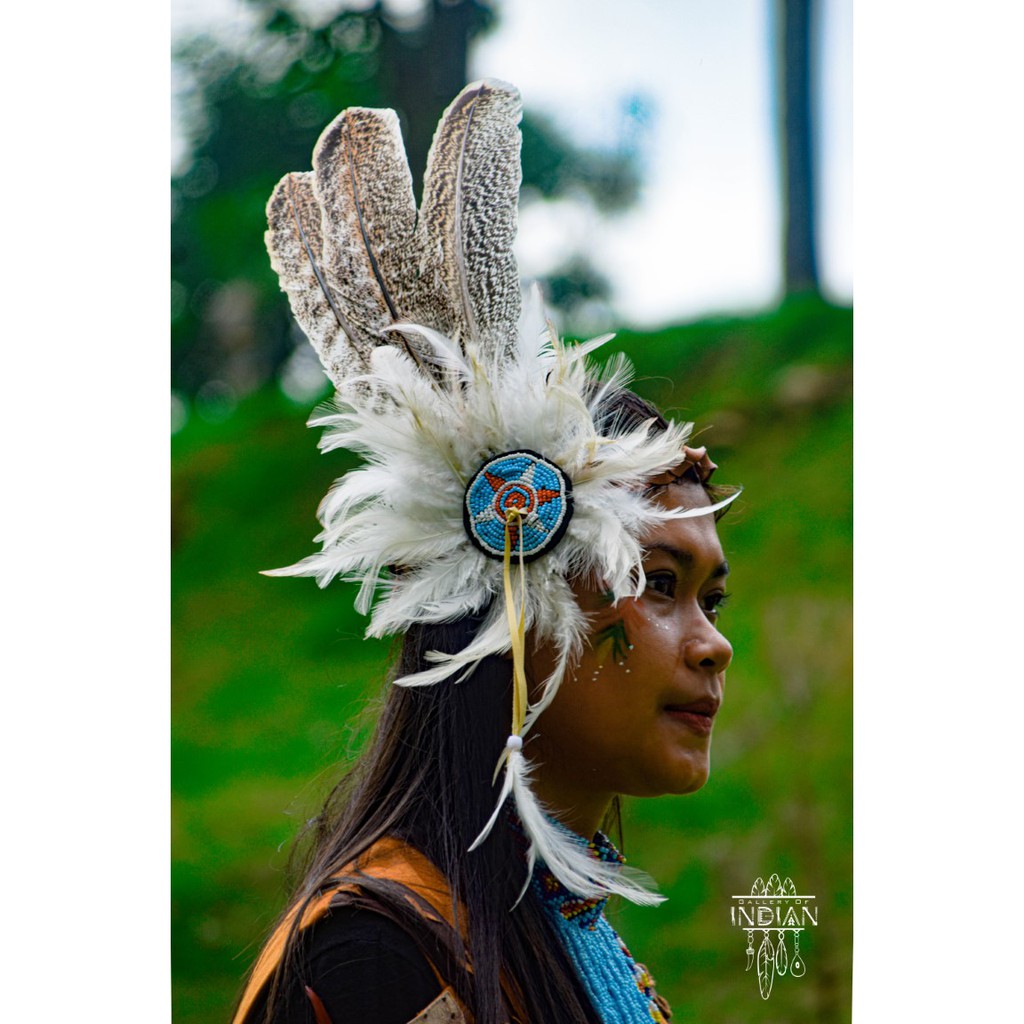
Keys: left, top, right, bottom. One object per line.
{"left": 247, "top": 906, "right": 442, "bottom": 1024}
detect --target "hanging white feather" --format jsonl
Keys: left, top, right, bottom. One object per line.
{"left": 507, "top": 752, "right": 665, "bottom": 906}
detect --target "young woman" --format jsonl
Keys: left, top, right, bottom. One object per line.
{"left": 233, "top": 80, "right": 738, "bottom": 1024}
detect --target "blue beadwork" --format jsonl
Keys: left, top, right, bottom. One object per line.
{"left": 463, "top": 450, "right": 573, "bottom": 561}
{"left": 530, "top": 823, "right": 669, "bottom": 1024}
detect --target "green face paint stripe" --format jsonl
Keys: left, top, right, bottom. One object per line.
{"left": 592, "top": 619, "right": 630, "bottom": 665}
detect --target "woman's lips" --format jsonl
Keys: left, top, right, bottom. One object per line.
{"left": 664, "top": 697, "right": 719, "bottom": 736}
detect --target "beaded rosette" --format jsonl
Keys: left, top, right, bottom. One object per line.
{"left": 263, "top": 80, "right": 738, "bottom": 905}
{"left": 464, "top": 450, "right": 573, "bottom": 561}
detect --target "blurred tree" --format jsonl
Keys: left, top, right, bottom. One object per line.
{"left": 777, "top": 0, "right": 819, "bottom": 294}
{"left": 541, "top": 256, "right": 612, "bottom": 326}
{"left": 171, "top": 0, "right": 643, "bottom": 401}
{"left": 171, "top": 1, "right": 388, "bottom": 400}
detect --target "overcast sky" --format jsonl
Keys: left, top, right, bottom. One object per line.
{"left": 173, "top": 0, "right": 852, "bottom": 326}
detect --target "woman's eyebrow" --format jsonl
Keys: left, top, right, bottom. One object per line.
{"left": 645, "top": 543, "right": 729, "bottom": 579}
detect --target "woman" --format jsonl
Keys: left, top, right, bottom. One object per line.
{"left": 233, "top": 80, "right": 738, "bottom": 1024}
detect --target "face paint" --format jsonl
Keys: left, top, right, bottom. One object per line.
{"left": 592, "top": 619, "right": 631, "bottom": 667}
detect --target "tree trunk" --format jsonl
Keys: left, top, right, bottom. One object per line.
{"left": 378, "top": 0, "right": 494, "bottom": 198}
{"left": 779, "top": 0, "right": 819, "bottom": 294}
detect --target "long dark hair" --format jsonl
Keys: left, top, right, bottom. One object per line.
{"left": 242, "top": 389, "right": 732, "bottom": 1023}
{"left": 251, "top": 619, "right": 599, "bottom": 1023}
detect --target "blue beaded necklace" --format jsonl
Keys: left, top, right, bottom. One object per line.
{"left": 529, "top": 825, "right": 670, "bottom": 1024}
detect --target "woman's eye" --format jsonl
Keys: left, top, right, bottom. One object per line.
{"left": 702, "top": 590, "right": 731, "bottom": 621}
{"left": 645, "top": 572, "right": 676, "bottom": 598}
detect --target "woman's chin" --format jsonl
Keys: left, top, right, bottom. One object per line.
{"left": 626, "top": 754, "right": 712, "bottom": 798}
{"left": 671, "top": 764, "right": 711, "bottom": 795}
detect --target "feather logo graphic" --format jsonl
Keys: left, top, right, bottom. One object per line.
{"left": 731, "top": 873, "right": 817, "bottom": 999}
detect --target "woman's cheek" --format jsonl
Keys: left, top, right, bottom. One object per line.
{"left": 621, "top": 592, "right": 670, "bottom": 632}
{"left": 575, "top": 586, "right": 637, "bottom": 633}
{"left": 617, "top": 597, "right": 653, "bottom": 643}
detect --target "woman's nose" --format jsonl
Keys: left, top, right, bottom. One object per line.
{"left": 683, "top": 617, "right": 733, "bottom": 674}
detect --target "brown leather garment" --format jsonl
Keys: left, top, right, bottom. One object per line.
{"left": 233, "top": 838, "right": 496, "bottom": 1024}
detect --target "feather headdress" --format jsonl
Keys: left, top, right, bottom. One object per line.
{"left": 264, "top": 80, "right": 738, "bottom": 905}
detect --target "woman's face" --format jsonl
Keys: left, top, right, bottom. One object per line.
{"left": 528, "top": 477, "right": 732, "bottom": 832}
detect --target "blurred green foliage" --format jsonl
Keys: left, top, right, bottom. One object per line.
{"left": 172, "top": 295, "right": 851, "bottom": 1023}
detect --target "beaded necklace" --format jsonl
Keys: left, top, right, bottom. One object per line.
{"left": 530, "top": 826, "right": 671, "bottom": 1024}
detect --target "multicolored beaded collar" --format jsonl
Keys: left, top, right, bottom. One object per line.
{"left": 503, "top": 815, "right": 671, "bottom": 1024}
{"left": 530, "top": 826, "right": 672, "bottom": 1024}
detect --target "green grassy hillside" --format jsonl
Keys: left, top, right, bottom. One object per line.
{"left": 172, "top": 295, "right": 852, "bottom": 1023}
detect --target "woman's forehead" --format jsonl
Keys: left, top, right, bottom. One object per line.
{"left": 643, "top": 483, "right": 725, "bottom": 564}
{"left": 648, "top": 476, "right": 713, "bottom": 511}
